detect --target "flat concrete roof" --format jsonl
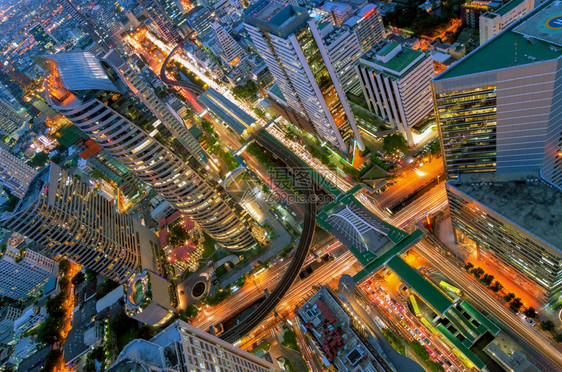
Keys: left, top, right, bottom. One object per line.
{"left": 449, "top": 174, "right": 562, "bottom": 249}
{"left": 436, "top": 0, "right": 561, "bottom": 80}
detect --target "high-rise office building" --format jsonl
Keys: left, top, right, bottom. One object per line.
{"left": 0, "top": 146, "right": 36, "bottom": 198}
{"left": 343, "top": 4, "right": 385, "bottom": 53}
{"left": 0, "top": 164, "right": 160, "bottom": 283}
{"left": 29, "top": 25, "right": 58, "bottom": 53}
{"left": 104, "top": 50, "right": 206, "bottom": 165}
{"left": 36, "top": 52, "right": 256, "bottom": 251}
{"left": 432, "top": 0, "right": 562, "bottom": 184}
{"left": 107, "top": 320, "right": 280, "bottom": 372}
{"left": 447, "top": 173, "right": 562, "bottom": 304}
{"left": 0, "top": 245, "right": 58, "bottom": 301}
{"left": 211, "top": 22, "right": 250, "bottom": 82}
{"left": 323, "top": 25, "right": 363, "bottom": 95}
{"left": 0, "top": 99, "right": 28, "bottom": 138}
{"left": 243, "top": 1, "right": 364, "bottom": 155}
{"left": 357, "top": 42, "right": 434, "bottom": 145}
{"left": 479, "top": 0, "right": 534, "bottom": 45}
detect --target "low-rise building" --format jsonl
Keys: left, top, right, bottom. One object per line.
{"left": 13, "top": 305, "right": 47, "bottom": 337}
{"left": 83, "top": 322, "right": 103, "bottom": 347}
{"left": 479, "top": 0, "right": 534, "bottom": 44}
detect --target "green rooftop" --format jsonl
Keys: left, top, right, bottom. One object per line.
{"left": 386, "top": 255, "right": 453, "bottom": 314}
{"left": 437, "top": 0, "right": 562, "bottom": 80}
{"left": 362, "top": 44, "right": 426, "bottom": 79}
{"left": 496, "top": 0, "right": 525, "bottom": 16}
{"left": 377, "top": 41, "right": 400, "bottom": 56}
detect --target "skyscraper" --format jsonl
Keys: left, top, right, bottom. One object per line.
{"left": 323, "top": 24, "right": 362, "bottom": 95}
{"left": 0, "top": 245, "right": 58, "bottom": 301}
{"left": 0, "top": 146, "right": 36, "bottom": 198}
{"left": 107, "top": 320, "right": 280, "bottom": 372}
{"left": 343, "top": 4, "right": 385, "bottom": 53}
{"left": 104, "top": 50, "right": 206, "bottom": 165}
{"left": 0, "top": 164, "right": 159, "bottom": 283}
{"left": 211, "top": 22, "right": 250, "bottom": 82}
{"left": 357, "top": 42, "right": 434, "bottom": 145}
{"left": 432, "top": 0, "right": 561, "bottom": 184}
{"left": 187, "top": 6, "right": 214, "bottom": 39}
{"left": 243, "top": 1, "right": 364, "bottom": 155}
{"left": 0, "top": 98, "right": 28, "bottom": 138}
{"left": 36, "top": 52, "right": 256, "bottom": 251}
{"left": 141, "top": 0, "right": 186, "bottom": 43}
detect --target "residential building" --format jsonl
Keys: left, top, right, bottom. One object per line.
{"left": 0, "top": 98, "right": 28, "bottom": 138}
{"left": 298, "top": 287, "right": 394, "bottom": 371}
{"left": 124, "top": 269, "right": 175, "bottom": 326}
{"left": 447, "top": 172, "right": 562, "bottom": 304}
{"left": 0, "top": 164, "right": 159, "bottom": 283}
{"left": 56, "top": 0, "right": 111, "bottom": 52}
{"left": 322, "top": 2, "right": 354, "bottom": 26}
{"left": 0, "top": 146, "right": 36, "bottom": 198}
{"left": 324, "top": 25, "right": 363, "bottom": 95}
{"left": 211, "top": 21, "right": 251, "bottom": 82}
{"left": 432, "top": 0, "right": 562, "bottom": 184}
{"left": 35, "top": 52, "right": 256, "bottom": 251}
{"left": 107, "top": 320, "right": 280, "bottom": 371}
{"left": 0, "top": 307, "right": 22, "bottom": 335}
{"left": 344, "top": 4, "right": 385, "bottom": 53}
{"left": 187, "top": 6, "right": 214, "bottom": 39}
{"left": 140, "top": 0, "right": 186, "bottom": 43}
{"left": 461, "top": 0, "right": 502, "bottom": 28}
{"left": 357, "top": 42, "right": 434, "bottom": 145}
{"left": 0, "top": 245, "right": 58, "bottom": 300}
{"left": 243, "top": 1, "right": 364, "bottom": 155}
{"left": 13, "top": 305, "right": 48, "bottom": 337}
{"left": 479, "top": 0, "right": 535, "bottom": 44}
{"left": 29, "top": 24, "right": 58, "bottom": 53}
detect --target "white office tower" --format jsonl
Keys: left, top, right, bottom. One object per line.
{"left": 13, "top": 305, "right": 48, "bottom": 337}
{"left": 107, "top": 320, "right": 280, "bottom": 372}
{"left": 357, "top": 42, "right": 434, "bottom": 145}
{"left": 479, "top": 0, "right": 534, "bottom": 45}
{"left": 344, "top": 4, "right": 385, "bottom": 53}
{"left": 323, "top": 25, "right": 363, "bottom": 95}
{"left": 1, "top": 164, "right": 159, "bottom": 283}
{"left": 0, "top": 146, "right": 36, "bottom": 198}
{"left": 36, "top": 52, "right": 256, "bottom": 251}
{"left": 243, "top": 1, "right": 364, "bottom": 155}
{"left": 0, "top": 98, "right": 28, "bottom": 138}
{"left": 0, "top": 245, "right": 58, "bottom": 300}
{"left": 104, "top": 50, "right": 206, "bottom": 165}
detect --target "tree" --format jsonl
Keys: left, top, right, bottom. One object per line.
{"left": 541, "top": 320, "right": 556, "bottom": 332}
{"left": 382, "top": 133, "right": 408, "bottom": 155}
{"left": 232, "top": 80, "right": 257, "bottom": 100}
{"left": 167, "top": 223, "right": 190, "bottom": 247}
{"left": 26, "top": 152, "right": 49, "bottom": 168}
{"left": 42, "top": 349, "right": 62, "bottom": 372}
{"left": 179, "top": 304, "right": 199, "bottom": 322}
{"left": 85, "top": 267, "right": 97, "bottom": 282}
{"left": 59, "top": 259, "right": 70, "bottom": 275}
{"left": 503, "top": 293, "right": 516, "bottom": 302}
{"left": 490, "top": 281, "right": 503, "bottom": 293}
{"left": 480, "top": 273, "right": 494, "bottom": 286}
{"left": 523, "top": 307, "right": 537, "bottom": 319}
{"left": 200, "top": 119, "right": 216, "bottom": 136}
{"left": 554, "top": 333, "right": 562, "bottom": 343}
{"left": 464, "top": 262, "right": 474, "bottom": 271}
{"left": 510, "top": 297, "right": 523, "bottom": 311}
{"left": 95, "top": 278, "right": 119, "bottom": 300}
{"left": 471, "top": 267, "right": 484, "bottom": 280}
{"left": 72, "top": 271, "right": 85, "bottom": 285}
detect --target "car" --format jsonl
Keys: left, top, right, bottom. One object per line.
{"left": 434, "top": 349, "right": 442, "bottom": 356}
{"left": 385, "top": 307, "right": 393, "bottom": 313}
{"left": 444, "top": 358, "right": 452, "bottom": 366}
{"left": 417, "top": 337, "right": 423, "bottom": 345}
{"left": 526, "top": 318, "right": 536, "bottom": 326}
{"left": 423, "top": 338, "right": 431, "bottom": 345}
{"left": 415, "top": 329, "right": 422, "bottom": 335}
{"left": 398, "top": 313, "right": 404, "bottom": 319}
{"left": 409, "top": 330, "right": 416, "bottom": 337}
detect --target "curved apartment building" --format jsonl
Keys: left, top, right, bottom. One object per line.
{"left": 36, "top": 52, "right": 256, "bottom": 251}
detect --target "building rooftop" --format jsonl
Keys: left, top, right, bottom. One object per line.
{"left": 199, "top": 88, "right": 255, "bottom": 135}
{"left": 243, "top": 1, "right": 309, "bottom": 38}
{"left": 495, "top": 0, "right": 526, "bottom": 16}
{"left": 449, "top": 174, "right": 562, "bottom": 249}
{"left": 35, "top": 52, "right": 120, "bottom": 93}
{"left": 361, "top": 43, "right": 427, "bottom": 78}
{"left": 436, "top": 0, "right": 562, "bottom": 80}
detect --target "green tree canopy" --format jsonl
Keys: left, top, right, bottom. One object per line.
{"left": 167, "top": 223, "right": 190, "bottom": 247}
{"left": 383, "top": 134, "right": 408, "bottom": 155}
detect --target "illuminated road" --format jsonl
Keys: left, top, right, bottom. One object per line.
{"left": 376, "top": 158, "right": 444, "bottom": 210}
{"left": 415, "top": 239, "right": 562, "bottom": 370}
